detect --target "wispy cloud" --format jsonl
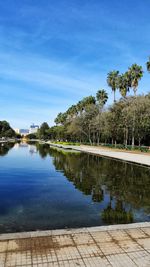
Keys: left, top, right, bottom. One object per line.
{"left": 0, "top": 0, "right": 149, "bottom": 128}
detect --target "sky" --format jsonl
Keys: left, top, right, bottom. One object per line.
{"left": 0, "top": 0, "right": 150, "bottom": 129}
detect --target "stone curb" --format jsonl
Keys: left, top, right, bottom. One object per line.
{"left": 0, "top": 222, "right": 150, "bottom": 241}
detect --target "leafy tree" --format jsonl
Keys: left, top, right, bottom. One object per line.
{"left": 54, "top": 112, "right": 67, "bottom": 125}
{"left": 50, "top": 58, "right": 150, "bottom": 147}
{"left": 0, "top": 121, "right": 16, "bottom": 138}
{"left": 107, "top": 71, "right": 119, "bottom": 102}
{"left": 27, "top": 133, "right": 37, "bottom": 139}
{"left": 37, "top": 122, "right": 49, "bottom": 140}
{"left": 117, "top": 73, "right": 129, "bottom": 98}
{"left": 128, "top": 64, "right": 143, "bottom": 96}
{"left": 146, "top": 57, "right": 150, "bottom": 72}
{"left": 96, "top": 89, "right": 108, "bottom": 144}
{"left": 96, "top": 89, "right": 108, "bottom": 107}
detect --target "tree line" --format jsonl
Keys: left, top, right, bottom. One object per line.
{"left": 0, "top": 121, "right": 17, "bottom": 138}
{"left": 31, "top": 57, "right": 150, "bottom": 147}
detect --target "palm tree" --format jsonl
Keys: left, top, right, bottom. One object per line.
{"left": 54, "top": 112, "right": 67, "bottom": 125}
{"left": 67, "top": 105, "right": 77, "bottom": 117}
{"left": 127, "top": 64, "right": 143, "bottom": 148}
{"left": 107, "top": 71, "right": 119, "bottom": 102}
{"left": 96, "top": 89, "right": 108, "bottom": 107}
{"left": 82, "top": 96, "right": 96, "bottom": 107}
{"left": 128, "top": 64, "right": 143, "bottom": 96}
{"left": 146, "top": 57, "right": 150, "bottom": 72}
{"left": 76, "top": 101, "right": 84, "bottom": 114}
{"left": 96, "top": 89, "right": 108, "bottom": 145}
{"left": 117, "top": 74, "right": 129, "bottom": 98}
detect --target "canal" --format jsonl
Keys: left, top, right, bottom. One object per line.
{"left": 0, "top": 142, "right": 149, "bottom": 233}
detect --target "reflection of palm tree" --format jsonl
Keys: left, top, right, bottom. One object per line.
{"left": 102, "top": 199, "right": 133, "bottom": 224}
{"left": 36, "top": 144, "right": 150, "bottom": 218}
{"left": 92, "top": 186, "right": 104, "bottom": 202}
{"left": 36, "top": 143, "right": 50, "bottom": 158}
{"left": 50, "top": 148, "right": 150, "bottom": 212}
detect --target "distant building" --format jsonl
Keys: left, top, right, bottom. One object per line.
{"left": 14, "top": 128, "right": 20, "bottom": 134}
{"left": 29, "top": 124, "right": 39, "bottom": 134}
{"left": 18, "top": 129, "right": 29, "bottom": 136}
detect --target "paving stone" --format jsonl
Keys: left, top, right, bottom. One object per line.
{"left": 0, "top": 241, "right": 8, "bottom": 253}
{"left": 118, "top": 239, "right": 143, "bottom": 253}
{"left": 136, "top": 238, "right": 150, "bottom": 251}
{"left": 72, "top": 233, "right": 94, "bottom": 245}
{"left": 5, "top": 251, "right": 32, "bottom": 266}
{"left": 108, "top": 230, "right": 130, "bottom": 241}
{"left": 107, "top": 253, "right": 137, "bottom": 266}
{"left": 0, "top": 252, "right": 6, "bottom": 267}
{"left": 55, "top": 246, "right": 80, "bottom": 261}
{"left": 128, "top": 250, "right": 150, "bottom": 267}
{"left": 0, "top": 223, "right": 150, "bottom": 266}
{"left": 142, "top": 228, "right": 150, "bottom": 236}
{"left": 126, "top": 228, "right": 148, "bottom": 239}
{"left": 91, "top": 231, "right": 113, "bottom": 243}
{"left": 52, "top": 235, "right": 74, "bottom": 247}
{"left": 77, "top": 243, "right": 103, "bottom": 258}
{"left": 58, "top": 259, "right": 86, "bottom": 266}
{"left": 83, "top": 256, "right": 111, "bottom": 267}
{"left": 98, "top": 241, "right": 124, "bottom": 255}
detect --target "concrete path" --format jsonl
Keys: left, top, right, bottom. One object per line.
{"left": 0, "top": 222, "right": 150, "bottom": 266}
{"left": 49, "top": 143, "right": 150, "bottom": 167}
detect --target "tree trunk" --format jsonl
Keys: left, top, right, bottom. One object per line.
{"left": 114, "top": 90, "right": 116, "bottom": 103}
{"left": 138, "top": 138, "right": 141, "bottom": 147}
{"left": 88, "top": 129, "right": 92, "bottom": 145}
{"left": 132, "top": 131, "right": 135, "bottom": 148}
{"left": 97, "top": 132, "right": 100, "bottom": 146}
{"left": 125, "top": 127, "right": 128, "bottom": 147}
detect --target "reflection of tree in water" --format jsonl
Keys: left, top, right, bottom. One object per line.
{"left": 0, "top": 142, "right": 15, "bottom": 156}
{"left": 36, "top": 143, "right": 50, "bottom": 158}
{"left": 102, "top": 200, "right": 133, "bottom": 224}
{"left": 36, "top": 145, "right": 150, "bottom": 224}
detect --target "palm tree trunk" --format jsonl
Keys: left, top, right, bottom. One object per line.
{"left": 114, "top": 90, "right": 116, "bottom": 102}
{"left": 132, "top": 133, "right": 135, "bottom": 148}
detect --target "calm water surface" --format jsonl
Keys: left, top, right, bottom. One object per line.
{"left": 0, "top": 142, "right": 150, "bottom": 233}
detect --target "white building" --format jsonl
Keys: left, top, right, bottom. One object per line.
{"left": 17, "top": 129, "right": 29, "bottom": 136}
{"left": 29, "top": 124, "right": 39, "bottom": 134}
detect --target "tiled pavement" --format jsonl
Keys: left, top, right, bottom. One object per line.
{"left": 0, "top": 223, "right": 150, "bottom": 266}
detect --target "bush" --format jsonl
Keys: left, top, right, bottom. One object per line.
{"left": 100, "top": 143, "right": 149, "bottom": 152}
{"left": 52, "top": 141, "right": 80, "bottom": 146}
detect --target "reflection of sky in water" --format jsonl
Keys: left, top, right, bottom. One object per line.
{"left": 0, "top": 142, "right": 149, "bottom": 233}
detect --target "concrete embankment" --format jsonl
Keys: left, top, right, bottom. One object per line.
{"left": 48, "top": 142, "right": 150, "bottom": 167}
{"left": 0, "top": 139, "right": 16, "bottom": 143}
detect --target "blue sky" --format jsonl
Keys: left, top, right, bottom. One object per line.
{"left": 0, "top": 0, "right": 150, "bottom": 129}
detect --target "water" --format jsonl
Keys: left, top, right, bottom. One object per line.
{"left": 0, "top": 142, "right": 149, "bottom": 233}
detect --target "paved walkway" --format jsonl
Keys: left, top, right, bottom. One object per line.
{"left": 49, "top": 143, "right": 150, "bottom": 166}
{"left": 0, "top": 222, "right": 150, "bottom": 266}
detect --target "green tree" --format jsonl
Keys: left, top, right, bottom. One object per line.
{"left": 128, "top": 64, "right": 143, "bottom": 96}
{"left": 54, "top": 112, "right": 67, "bottom": 125}
{"left": 146, "top": 57, "right": 150, "bottom": 72}
{"left": 37, "top": 122, "right": 49, "bottom": 140}
{"left": 117, "top": 73, "right": 130, "bottom": 98}
{"left": 96, "top": 89, "right": 108, "bottom": 107}
{"left": 96, "top": 89, "right": 108, "bottom": 145}
{"left": 107, "top": 71, "right": 119, "bottom": 102}
{"left": 0, "top": 121, "right": 16, "bottom": 138}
